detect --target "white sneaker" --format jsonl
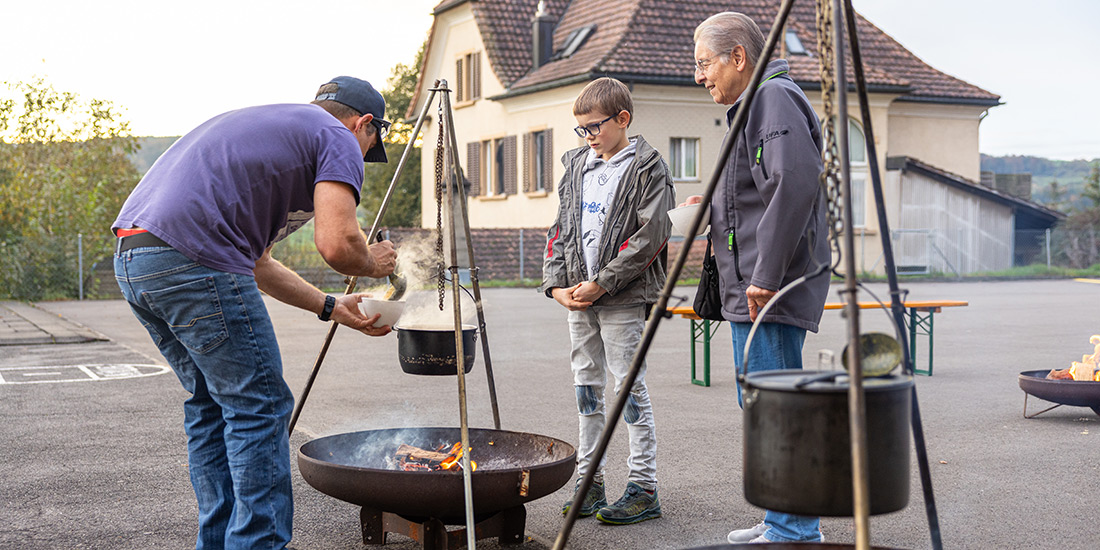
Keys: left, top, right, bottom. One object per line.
{"left": 727, "top": 522, "right": 768, "bottom": 543}
{"left": 747, "top": 531, "right": 825, "bottom": 543}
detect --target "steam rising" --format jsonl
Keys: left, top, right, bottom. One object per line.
{"left": 365, "top": 232, "right": 478, "bottom": 328}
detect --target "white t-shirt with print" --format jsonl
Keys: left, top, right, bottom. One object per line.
{"left": 580, "top": 139, "right": 637, "bottom": 280}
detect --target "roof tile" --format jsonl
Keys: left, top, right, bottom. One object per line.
{"left": 444, "top": 0, "right": 997, "bottom": 104}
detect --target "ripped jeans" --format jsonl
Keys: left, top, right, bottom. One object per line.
{"left": 567, "top": 304, "right": 657, "bottom": 490}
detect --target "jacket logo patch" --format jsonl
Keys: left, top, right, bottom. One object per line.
{"left": 763, "top": 129, "right": 789, "bottom": 143}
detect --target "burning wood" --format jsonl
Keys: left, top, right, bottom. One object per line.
{"left": 1047, "top": 335, "right": 1100, "bottom": 381}
{"left": 394, "top": 442, "right": 477, "bottom": 472}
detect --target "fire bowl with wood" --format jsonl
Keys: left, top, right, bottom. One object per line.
{"left": 298, "top": 427, "right": 575, "bottom": 547}
{"left": 1018, "top": 335, "right": 1100, "bottom": 418}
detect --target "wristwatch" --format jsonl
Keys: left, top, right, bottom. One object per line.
{"left": 318, "top": 295, "right": 336, "bottom": 321}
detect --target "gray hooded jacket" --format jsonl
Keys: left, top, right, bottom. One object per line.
{"left": 710, "top": 59, "right": 831, "bottom": 332}
{"left": 540, "top": 135, "right": 675, "bottom": 306}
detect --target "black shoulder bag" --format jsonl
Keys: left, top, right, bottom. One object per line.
{"left": 692, "top": 237, "right": 725, "bottom": 320}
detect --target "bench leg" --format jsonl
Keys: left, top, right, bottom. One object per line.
{"left": 909, "top": 308, "right": 935, "bottom": 376}
{"left": 691, "top": 319, "right": 712, "bottom": 387}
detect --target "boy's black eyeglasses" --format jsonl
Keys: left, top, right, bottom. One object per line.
{"left": 573, "top": 114, "right": 616, "bottom": 138}
{"left": 371, "top": 118, "right": 392, "bottom": 139}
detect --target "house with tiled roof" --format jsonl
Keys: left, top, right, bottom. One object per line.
{"left": 409, "top": 0, "right": 1060, "bottom": 275}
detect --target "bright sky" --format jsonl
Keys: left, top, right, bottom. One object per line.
{"left": 5, "top": 1, "right": 1097, "bottom": 161}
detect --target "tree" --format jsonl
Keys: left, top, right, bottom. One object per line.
{"left": 1044, "top": 179, "right": 1069, "bottom": 213}
{"left": 1082, "top": 161, "right": 1100, "bottom": 209}
{"left": 360, "top": 40, "right": 427, "bottom": 228}
{"left": 1057, "top": 161, "right": 1100, "bottom": 268}
{"left": 0, "top": 77, "right": 140, "bottom": 299}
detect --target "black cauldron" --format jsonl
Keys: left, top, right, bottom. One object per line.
{"left": 741, "top": 370, "right": 913, "bottom": 516}
{"left": 395, "top": 325, "right": 476, "bottom": 375}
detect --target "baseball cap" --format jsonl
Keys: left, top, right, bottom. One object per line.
{"left": 316, "top": 76, "right": 389, "bottom": 163}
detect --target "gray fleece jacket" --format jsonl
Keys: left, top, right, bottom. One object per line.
{"left": 540, "top": 135, "right": 675, "bottom": 306}
{"left": 710, "top": 59, "right": 831, "bottom": 332}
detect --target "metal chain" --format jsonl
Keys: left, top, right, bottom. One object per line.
{"left": 435, "top": 101, "right": 447, "bottom": 310}
{"left": 815, "top": 0, "right": 844, "bottom": 247}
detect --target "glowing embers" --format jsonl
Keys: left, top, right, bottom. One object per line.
{"left": 394, "top": 441, "right": 477, "bottom": 472}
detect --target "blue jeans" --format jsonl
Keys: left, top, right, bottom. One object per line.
{"left": 731, "top": 322, "right": 820, "bottom": 543}
{"left": 115, "top": 246, "right": 293, "bottom": 550}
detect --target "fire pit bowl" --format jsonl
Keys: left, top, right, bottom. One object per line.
{"left": 1018, "top": 370, "right": 1100, "bottom": 416}
{"left": 686, "top": 544, "right": 903, "bottom": 549}
{"left": 298, "top": 427, "right": 575, "bottom": 523}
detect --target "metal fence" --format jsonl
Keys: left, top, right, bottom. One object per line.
{"left": 5, "top": 228, "right": 1096, "bottom": 301}
{"left": 0, "top": 234, "right": 115, "bottom": 301}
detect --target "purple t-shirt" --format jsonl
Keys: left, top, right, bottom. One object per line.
{"left": 113, "top": 104, "right": 364, "bottom": 275}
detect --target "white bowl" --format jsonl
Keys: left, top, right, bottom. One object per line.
{"left": 667, "top": 203, "right": 710, "bottom": 238}
{"left": 358, "top": 297, "right": 406, "bottom": 327}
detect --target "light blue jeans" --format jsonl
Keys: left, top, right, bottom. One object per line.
{"left": 115, "top": 246, "right": 293, "bottom": 550}
{"left": 731, "top": 321, "right": 821, "bottom": 543}
{"left": 567, "top": 304, "right": 657, "bottom": 491}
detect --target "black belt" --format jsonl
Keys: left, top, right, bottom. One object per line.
{"left": 117, "top": 231, "right": 171, "bottom": 252}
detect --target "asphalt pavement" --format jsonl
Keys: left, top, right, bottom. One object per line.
{"left": 2, "top": 280, "right": 1100, "bottom": 550}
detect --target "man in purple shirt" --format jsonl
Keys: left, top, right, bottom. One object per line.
{"left": 112, "top": 76, "right": 396, "bottom": 550}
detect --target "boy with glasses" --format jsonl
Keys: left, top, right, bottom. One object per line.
{"left": 541, "top": 77, "right": 675, "bottom": 525}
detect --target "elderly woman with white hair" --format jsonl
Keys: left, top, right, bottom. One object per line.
{"left": 684, "top": 11, "right": 831, "bottom": 545}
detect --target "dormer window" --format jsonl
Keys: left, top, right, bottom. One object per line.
{"left": 785, "top": 29, "right": 807, "bottom": 55}
{"left": 552, "top": 24, "right": 596, "bottom": 61}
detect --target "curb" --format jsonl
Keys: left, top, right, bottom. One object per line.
{"left": 0, "top": 301, "right": 108, "bottom": 346}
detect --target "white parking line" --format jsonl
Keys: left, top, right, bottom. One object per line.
{"left": 76, "top": 365, "right": 101, "bottom": 380}
{"left": 0, "top": 364, "right": 169, "bottom": 385}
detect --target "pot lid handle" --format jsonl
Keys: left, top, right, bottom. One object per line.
{"left": 794, "top": 370, "right": 845, "bottom": 389}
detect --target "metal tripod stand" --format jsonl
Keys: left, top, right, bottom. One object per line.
{"left": 288, "top": 79, "right": 503, "bottom": 550}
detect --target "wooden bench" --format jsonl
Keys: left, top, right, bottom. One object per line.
{"left": 669, "top": 300, "right": 968, "bottom": 386}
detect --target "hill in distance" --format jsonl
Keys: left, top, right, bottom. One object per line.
{"left": 130, "top": 136, "right": 179, "bottom": 174}
{"left": 981, "top": 153, "right": 1099, "bottom": 207}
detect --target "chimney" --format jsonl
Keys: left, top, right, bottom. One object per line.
{"left": 532, "top": 0, "right": 554, "bottom": 70}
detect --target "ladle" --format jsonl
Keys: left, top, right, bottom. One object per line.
{"left": 843, "top": 332, "right": 902, "bottom": 378}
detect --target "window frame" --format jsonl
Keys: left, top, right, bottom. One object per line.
{"left": 847, "top": 118, "right": 868, "bottom": 228}
{"left": 669, "top": 137, "right": 701, "bottom": 181}
{"left": 455, "top": 51, "right": 481, "bottom": 105}
{"left": 533, "top": 131, "right": 547, "bottom": 192}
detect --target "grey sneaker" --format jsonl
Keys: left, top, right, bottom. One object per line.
{"left": 562, "top": 479, "right": 607, "bottom": 517}
{"left": 595, "top": 481, "right": 661, "bottom": 525}
{"left": 727, "top": 521, "right": 768, "bottom": 543}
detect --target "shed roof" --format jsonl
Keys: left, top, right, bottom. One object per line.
{"left": 886, "top": 156, "right": 1064, "bottom": 230}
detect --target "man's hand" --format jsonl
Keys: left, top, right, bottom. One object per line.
{"left": 551, "top": 283, "right": 593, "bottom": 311}
{"left": 572, "top": 281, "right": 606, "bottom": 303}
{"left": 330, "top": 293, "right": 392, "bottom": 336}
{"left": 365, "top": 240, "right": 397, "bottom": 279}
{"left": 746, "top": 284, "right": 777, "bottom": 322}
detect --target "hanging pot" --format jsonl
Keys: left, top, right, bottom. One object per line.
{"left": 741, "top": 370, "right": 912, "bottom": 516}
{"left": 395, "top": 325, "right": 477, "bottom": 376}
